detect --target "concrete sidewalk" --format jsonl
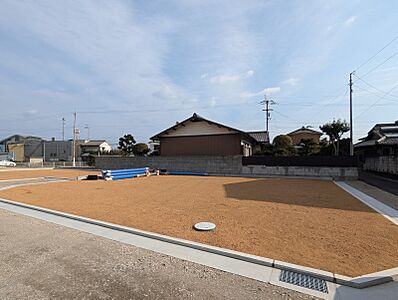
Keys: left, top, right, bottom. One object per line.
{"left": 0, "top": 209, "right": 313, "bottom": 300}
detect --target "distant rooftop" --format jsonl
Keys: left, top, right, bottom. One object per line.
{"left": 246, "top": 131, "right": 269, "bottom": 143}
{"left": 355, "top": 120, "right": 398, "bottom": 147}
{"left": 0, "top": 134, "right": 43, "bottom": 144}
{"left": 287, "top": 126, "right": 322, "bottom": 136}
{"left": 81, "top": 140, "right": 107, "bottom": 146}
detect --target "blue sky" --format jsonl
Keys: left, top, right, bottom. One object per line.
{"left": 0, "top": 0, "right": 397, "bottom": 145}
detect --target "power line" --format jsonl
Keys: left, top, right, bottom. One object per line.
{"left": 353, "top": 35, "right": 398, "bottom": 72}
{"left": 354, "top": 84, "right": 398, "bottom": 102}
{"left": 355, "top": 81, "right": 398, "bottom": 119}
{"left": 272, "top": 110, "right": 301, "bottom": 123}
{"left": 310, "top": 86, "right": 347, "bottom": 116}
{"left": 353, "top": 74, "right": 398, "bottom": 99}
{"left": 359, "top": 49, "right": 398, "bottom": 78}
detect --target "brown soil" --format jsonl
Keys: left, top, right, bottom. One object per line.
{"left": 0, "top": 169, "right": 98, "bottom": 180}
{"left": 0, "top": 175, "right": 397, "bottom": 277}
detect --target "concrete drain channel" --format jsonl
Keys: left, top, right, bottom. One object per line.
{"left": 279, "top": 270, "right": 329, "bottom": 294}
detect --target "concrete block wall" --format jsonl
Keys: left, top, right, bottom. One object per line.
{"left": 363, "top": 156, "right": 398, "bottom": 175}
{"left": 242, "top": 165, "right": 358, "bottom": 180}
{"left": 95, "top": 155, "right": 243, "bottom": 175}
{"left": 95, "top": 155, "right": 358, "bottom": 179}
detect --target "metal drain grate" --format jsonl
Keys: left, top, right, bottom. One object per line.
{"left": 279, "top": 270, "right": 328, "bottom": 294}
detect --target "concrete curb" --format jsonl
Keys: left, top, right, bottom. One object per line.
{"left": 334, "top": 267, "right": 398, "bottom": 288}
{"left": 0, "top": 179, "right": 70, "bottom": 192}
{"left": 0, "top": 177, "right": 47, "bottom": 183}
{"left": 209, "top": 173, "right": 335, "bottom": 180}
{"left": 0, "top": 167, "right": 54, "bottom": 172}
{"left": 0, "top": 196, "right": 395, "bottom": 289}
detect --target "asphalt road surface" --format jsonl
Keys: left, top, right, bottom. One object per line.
{"left": 359, "top": 171, "right": 398, "bottom": 196}
{"left": 0, "top": 209, "right": 315, "bottom": 300}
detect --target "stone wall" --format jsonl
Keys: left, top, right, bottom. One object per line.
{"left": 363, "top": 156, "right": 398, "bottom": 175}
{"left": 95, "top": 155, "right": 358, "bottom": 179}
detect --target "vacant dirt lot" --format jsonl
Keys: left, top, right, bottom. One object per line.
{"left": 0, "top": 169, "right": 98, "bottom": 180}
{"left": 0, "top": 175, "right": 397, "bottom": 277}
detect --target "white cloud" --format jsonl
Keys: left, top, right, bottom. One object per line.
{"left": 153, "top": 85, "right": 198, "bottom": 109}
{"left": 246, "top": 70, "right": 254, "bottom": 77}
{"left": 282, "top": 78, "right": 299, "bottom": 86}
{"left": 209, "top": 74, "right": 241, "bottom": 84}
{"left": 26, "top": 109, "right": 39, "bottom": 115}
{"left": 344, "top": 16, "right": 356, "bottom": 27}
{"left": 152, "top": 85, "right": 178, "bottom": 100}
{"left": 207, "top": 69, "right": 254, "bottom": 84}
{"left": 2, "top": 1, "right": 374, "bottom": 142}
{"left": 263, "top": 87, "right": 281, "bottom": 95}
{"left": 0, "top": 0, "right": 185, "bottom": 105}
{"left": 209, "top": 97, "right": 217, "bottom": 107}
{"left": 240, "top": 87, "right": 281, "bottom": 98}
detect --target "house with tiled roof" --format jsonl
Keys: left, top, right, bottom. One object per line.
{"left": 287, "top": 126, "right": 322, "bottom": 145}
{"left": 355, "top": 120, "right": 398, "bottom": 157}
{"left": 150, "top": 113, "right": 267, "bottom": 156}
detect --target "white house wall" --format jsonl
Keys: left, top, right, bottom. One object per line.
{"left": 99, "top": 142, "right": 112, "bottom": 152}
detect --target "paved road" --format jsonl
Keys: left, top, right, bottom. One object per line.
{"left": 347, "top": 180, "right": 398, "bottom": 211}
{"left": 359, "top": 171, "right": 398, "bottom": 196}
{"left": 0, "top": 209, "right": 315, "bottom": 300}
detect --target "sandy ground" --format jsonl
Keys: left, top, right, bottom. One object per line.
{"left": 0, "top": 175, "right": 397, "bottom": 277}
{"left": 0, "top": 168, "right": 98, "bottom": 180}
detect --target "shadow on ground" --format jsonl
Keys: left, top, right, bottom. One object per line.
{"left": 223, "top": 178, "right": 375, "bottom": 213}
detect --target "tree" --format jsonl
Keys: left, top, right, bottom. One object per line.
{"left": 319, "top": 119, "right": 350, "bottom": 156}
{"left": 118, "top": 134, "right": 136, "bottom": 156}
{"left": 262, "top": 143, "right": 274, "bottom": 155}
{"left": 319, "top": 137, "right": 333, "bottom": 155}
{"left": 132, "top": 143, "right": 150, "bottom": 156}
{"left": 272, "top": 135, "right": 296, "bottom": 156}
{"left": 100, "top": 149, "right": 123, "bottom": 156}
{"left": 298, "top": 138, "right": 319, "bottom": 156}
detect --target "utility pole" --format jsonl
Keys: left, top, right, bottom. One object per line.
{"left": 62, "top": 117, "right": 66, "bottom": 141}
{"left": 84, "top": 124, "right": 90, "bottom": 141}
{"left": 43, "top": 141, "right": 45, "bottom": 166}
{"left": 349, "top": 72, "right": 354, "bottom": 156}
{"left": 260, "top": 94, "right": 276, "bottom": 134}
{"left": 72, "top": 112, "right": 76, "bottom": 167}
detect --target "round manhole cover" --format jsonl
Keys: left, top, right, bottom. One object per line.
{"left": 193, "top": 222, "right": 216, "bottom": 231}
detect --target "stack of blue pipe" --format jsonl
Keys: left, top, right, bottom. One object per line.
{"left": 102, "top": 167, "right": 149, "bottom": 181}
